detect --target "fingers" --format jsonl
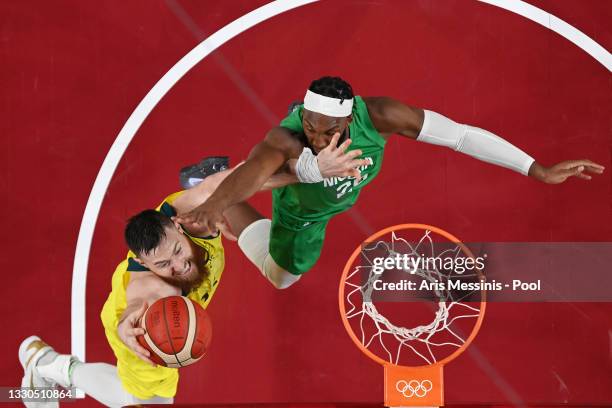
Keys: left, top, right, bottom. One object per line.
{"left": 127, "top": 326, "right": 146, "bottom": 339}
{"left": 172, "top": 214, "right": 190, "bottom": 225}
{"left": 343, "top": 149, "right": 363, "bottom": 161}
{"left": 569, "top": 165, "right": 593, "bottom": 180}
{"left": 121, "top": 326, "right": 156, "bottom": 366}
{"left": 174, "top": 205, "right": 227, "bottom": 237}
{"left": 584, "top": 165, "right": 605, "bottom": 174}
{"left": 312, "top": 134, "right": 370, "bottom": 181}
{"left": 132, "top": 342, "right": 150, "bottom": 358}
{"left": 575, "top": 172, "right": 592, "bottom": 180}
{"left": 349, "top": 168, "right": 362, "bottom": 182}
{"left": 553, "top": 157, "right": 606, "bottom": 182}
{"left": 175, "top": 217, "right": 217, "bottom": 237}
{"left": 348, "top": 158, "right": 369, "bottom": 167}
{"left": 550, "top": 162, "right": 600, "bottom": 183}
{"left": 336, "top": 136, "right": 352, "bottom": 154}
{"left": 130, "top": 341, "right": 155, "bottom": 366}
{"left": 321, "top": 133, "right": 341, "bottom": 153}
{"left": 345, "top": 156, "right": 368, "bottom": 182}
{"left": 174, "top": 210, "right": 202, "bottom": 226}
{"left": 136, "top": 301, "right": 148, "bottom": 320}
{"left": 575, "top": 159, "right": 605, "bottom": 170}
{"left": 559, "top": 165, "right": 587, "bottom": 181}
{"left": 135, "top": 352, "right": 156, "bottom": 367}
{"left": 331, "top": 132, "right": 341, "bottom": 149}
{"left": 564, "top": 165, "right": 585, "bottom": 177}
{"left": 563, "top": 160, "right": 605, "bottom": 170}
{"left": 126, "top": 302, "right": 147, "bottom": 327}
{"left": 334, "top": 149, "right": 365, "bottom": 175}
{"left": 199, "top": 223, "right": 217, "bottom": 237}
{"left": 126, "top": 326, "right": 156, "bottom": 366}
{"left": 218, "top": 220, "right": 237, "bottom": 241}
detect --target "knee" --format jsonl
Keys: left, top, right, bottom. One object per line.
{"left": 268, "top": 274, "right": 300, "bottom": 290}
{"left": 264, "top": 256, "right": 301, "bottom": 289}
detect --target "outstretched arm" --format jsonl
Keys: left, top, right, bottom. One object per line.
{"left": 214, "top": 128, "right": 299, "bottom": 205}
{"left": 117, "top": 276, "right": 177, "bottom": 366}
{"left": 174, "top": 135, "right": 365, "bottom": 240}
{"left": 263, "top": 159, "right": 299, "bottom": 189}
{"left": 365, "top": 97, "right": 605, "bottom": 183}
{"left": 174, "top": 127, "right": 302, "bottom": 236}
{"left": 175, "top": 123, "right": 375, "bottom": 236}
{"left": 174, "top": 159, "right": 300, "bottom": 218}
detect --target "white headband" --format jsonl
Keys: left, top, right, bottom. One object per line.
{"left": 303, "top": 89, "right": 353, "bottom": 117}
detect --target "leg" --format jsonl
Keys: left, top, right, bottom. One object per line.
{"left": 70, "top": 362, "right": 173, "bottom": 407}
{"left": 179, "top": 156, "right": 229, "bottom": 189}
{"left": 268, "top": 218, "right": 328, "bottom": 281}
{"left": 263, "top": 254, "right": 301, "bottom": 289}
{"left": 237, "top": 218, "right": 301, "bottom": 289}
{"left": 222, "top": 202, "right": 264, "bottom": 238}
{"left": 19, "top": 336, "right": 58, "bottom": 408}
{"left": 19, "top": 336, "right": 173, "bottom": 408}
{"left": 238, "top": 215, "right": 328, "bottom": 289}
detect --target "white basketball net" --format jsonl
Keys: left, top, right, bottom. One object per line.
{"left": 344, "top": 230, "right": 483, "bottom": 366}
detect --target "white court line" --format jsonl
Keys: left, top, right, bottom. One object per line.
{"left": 71, "top": 0, "right": 611, "bottom": 398}
{"left": 70, "top": 0, "right": 317, "bottom": 397}
{"left": 478, "top": 0, "right": 611, "bottom": 71}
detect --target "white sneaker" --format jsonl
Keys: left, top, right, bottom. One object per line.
{"left": 18, "top": 336, "right": 58, "bottom": 408}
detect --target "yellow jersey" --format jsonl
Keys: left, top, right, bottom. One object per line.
{"left": 100, "top": 191, "right": 224, "bottom": 399}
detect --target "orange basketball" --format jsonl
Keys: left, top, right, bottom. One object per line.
{"left": 137, "top": 296, "right": 212, "bottom": 367}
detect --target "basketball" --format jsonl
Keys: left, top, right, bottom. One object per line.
{"left": 137, "top": 296, "right": 212, "bottom": 368}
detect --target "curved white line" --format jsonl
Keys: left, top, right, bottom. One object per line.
{"left": 477, "top": 0, "right": 611, "bottom": 71}
{"left": 71, "top": 0, "right": 611, "bottom": 396}
{"left": 70, "top": 0, "right": 317, "bottom": 393}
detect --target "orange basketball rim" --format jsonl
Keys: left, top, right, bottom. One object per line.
{"left": 338, "top": 224, "right": 487, "bottom": 407}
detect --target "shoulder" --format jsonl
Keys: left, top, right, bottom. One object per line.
{"left": 262, "top": 126, "right": 305, "bottom": 158}
{"left": 362, "top": 96, "right": 405, "bottom": 124}
{"left": 362, "top": 96, "right": 424, "bottom": 138}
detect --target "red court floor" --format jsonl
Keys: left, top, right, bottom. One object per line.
{"left": 2, "top": 1, "right": 611, "bottom": 407}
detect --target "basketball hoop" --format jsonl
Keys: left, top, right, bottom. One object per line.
{"left": 338, "top": 224, "right": 486, "bottom": 407}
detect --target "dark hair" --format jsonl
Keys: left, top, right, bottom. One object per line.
{"left": 308, "top": 76, "right": 354, "bottom": 103}
{"left": 125, "top": 210, "right": 174, "bottom": 256}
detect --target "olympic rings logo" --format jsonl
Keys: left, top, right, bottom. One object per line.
{"left": 395, "top": 379, "right": 433, "bottom": 398}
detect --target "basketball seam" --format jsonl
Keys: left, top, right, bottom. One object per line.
{"left": 142, "top": 308, "right": 175, "bottom": 362}
{"left": 162, "top": 298, "right": 182, "bottom": 367}
{"left": 174, "top": 297, "right": 197, "bottom": 366}
{"left": 192, "top": 299, "right": 198, "bottom": 360}
{"left": 178, "top": 297, "right": 195, "bottom": 366}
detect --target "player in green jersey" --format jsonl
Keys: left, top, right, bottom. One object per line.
{"left": 176, "top": 76, "right": 604, "bottom": 289}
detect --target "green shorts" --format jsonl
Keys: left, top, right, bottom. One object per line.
{"left": 269, "top": 214, "right": 330, "bottom": 275}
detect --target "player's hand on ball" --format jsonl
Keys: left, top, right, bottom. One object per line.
{"left": 117, "top": 302, "right": 156, "bottom": 366}
{"left": 173, "top": 204, "right": 237, "bottom": 241}
{"left": 317, "top": 132, "right": 370, "bottom": 181}
{"left": 531, "top": 160, "right": 605, "bottom": 184}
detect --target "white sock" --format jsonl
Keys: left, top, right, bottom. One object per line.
{"left": 263, "top": 255, "right": 301, "bottom": 289}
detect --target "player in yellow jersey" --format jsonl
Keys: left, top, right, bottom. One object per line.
{"left": 17, "top": 159, "right": 311, "bottom": 407}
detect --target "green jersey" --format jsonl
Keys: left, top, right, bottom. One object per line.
{"left": 273, "top": 96, "right": 386, "bottom": 225}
